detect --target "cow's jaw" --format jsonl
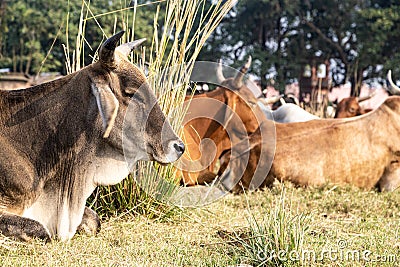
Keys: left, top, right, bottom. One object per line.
{"left": 92, "top": 143, "right": 132, "bottom": 186}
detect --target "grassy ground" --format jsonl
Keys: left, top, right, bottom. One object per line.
{"left": 0, "top": 183, "right": 399, "bottom": 267}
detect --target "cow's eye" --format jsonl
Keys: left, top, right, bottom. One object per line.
{"left": 124, "top": 87, "right": 137, "bottom": 95}
{"left": 131, "top": 93, "right": 145, "bottom": 103}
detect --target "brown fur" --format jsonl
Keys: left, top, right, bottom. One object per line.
{"left": 220, "top": 96, "right": 400, "bottom": 192}
{"left": 335, "top": 97, "right": 366, "bottom": 118}
{"left": 179, "top": 82, "right": 266, "bottom": 186}
{"left": 0, "top": 32, "right": 183, "bottom": 241}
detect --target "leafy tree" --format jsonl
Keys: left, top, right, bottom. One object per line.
{"left": 199, "top": 0, "right": 301, "bottom": 92}
{"left": 199, "top": 0, "right": 400, "bottom": 95}
{"left": 0, "top": 0, "right": 7, "bottom": 58}
{"left": 298, "top": 0, "right": 400, "bottom": 95}
{"left": 0, "top": 0, "right": 70, "bottom": 74}
{"left": 0, "top": 0, "right": 157, "bottom": 75}
{"left": 357, "top": 1, "right": 400, "bottom": 89}
{"left": 2, "top": 0, "right": 400, "bottom": 92}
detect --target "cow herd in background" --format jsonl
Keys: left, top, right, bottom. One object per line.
{"left": 181, "top": 57, "right": 400, "bottom": 193}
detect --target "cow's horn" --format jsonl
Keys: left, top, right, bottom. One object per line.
{"left": 232, "top": 56, "right": 252, "bottom": 88}
{"left": 99, "top": 31, "right": 125, "bottom": 68}
{"left": 216, "top": 59, "right": 225, "bottom": 83}
{"left": 387, "top": 70, "right": 400, "bottom": 95}
{"left": 116, "top": 38, "right": 146, "bottom": 58}
{"left": 357, "top": 94, "right": 373, "bottom": 103}
{"left": 265, "top": 94, "right": 284, "bottom": 104}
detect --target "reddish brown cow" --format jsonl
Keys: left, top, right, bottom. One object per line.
{"left": 334, "top": 95, "right": 373, "bottom": 118}
{"left": 218, "top": 96, "right": 400, "bottom": 193}
{"left": 177, "top": 57, "right": 267, "bottom": 186}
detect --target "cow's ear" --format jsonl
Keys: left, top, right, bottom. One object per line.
{"left": 91, "top": 83, "right": 119, "bottom": 138}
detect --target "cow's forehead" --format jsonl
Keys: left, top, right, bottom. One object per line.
{"left": 90, "top": 59, "right": 147, "bottom": 89}
{"left": 116, "top": 60, "right": 147, "bottom": 81}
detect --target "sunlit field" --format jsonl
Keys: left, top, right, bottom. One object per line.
{"left": 1, "top": 1, "right": 400, "bottom": 267}
{"left": 1, "top": 184, "right": 398, "bottom": 266}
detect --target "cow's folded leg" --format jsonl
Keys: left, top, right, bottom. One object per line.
{"left": 76, "top": 207, "right": 101, "bottom": 236}
{"left": 378, "top": 162, "right": 400, "bottom": 192}
{"left": 0, "top": 213, "right": 50, "bottom": 242}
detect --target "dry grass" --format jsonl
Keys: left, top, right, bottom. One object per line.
{"left": 1, "top": 184, "right": 398, "bottom": 266}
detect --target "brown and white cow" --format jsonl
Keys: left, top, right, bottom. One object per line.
{"left": 219, "top": 96, "right": 400, "bottom": 193}
{"left": 177, "top": 57, "right": 266, "bottom": 186}
{"left": 0, "top": 31, "right": 184, "bottom": 241}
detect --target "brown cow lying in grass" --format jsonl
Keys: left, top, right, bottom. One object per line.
{"left": 0, "top": 31, "right": 184, "bottom": 241}
{"left": 218, "top": 96, "right": 400, "bottom": 193}
{"left": 177, "top": 57, "right": 267, "bottom": 186}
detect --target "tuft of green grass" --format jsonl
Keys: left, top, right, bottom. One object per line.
{"left": 219, "top": 186, "right": 310, "bottom": 266}
{"left": 131, "top": 0, "right": 238, "bottom": 213}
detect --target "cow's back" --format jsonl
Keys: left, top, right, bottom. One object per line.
{"left": 271, "top": 114, "right": 388, "bottom": 188}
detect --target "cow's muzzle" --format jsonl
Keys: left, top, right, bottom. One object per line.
{"left": 149, "top": 139, "right": 185, "bottom": 164}
{"left": 173, "top": 141, "right": 185, "bottom": 156}
{"left": 166, "top": 140, "right": 185, "bottom": 162}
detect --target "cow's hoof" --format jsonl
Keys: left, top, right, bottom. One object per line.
{"left": 77, "top": 207, "right": 101, "bottom": 236}
{"left": 0, "top": 214, "right": 51, "bottom": 242}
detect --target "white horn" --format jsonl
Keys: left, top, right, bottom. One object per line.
{"left": 387, "top": 70, "right": 400, "bottom": 94}
{"left": 264, "top": 94, "right": 284, "bottom": 104}
{"left": 216, "top": 59, "right": 225, "bottom": 83}
{"left": 232, "top": 56, "right": 252, "bottom": 89}
{"left": 357, "top": 92, "right": 375, "bottom": 103}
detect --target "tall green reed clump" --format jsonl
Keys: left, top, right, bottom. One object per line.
{"left": 63, "top": 0, "right": 237, "bottom": 219}
{"left": 233, "top": 188, "right": 310, "bottom": 266}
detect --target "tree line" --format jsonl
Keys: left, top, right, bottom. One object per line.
{"left": 1, "top": 0, "right": 400, "bottom": 95}
{"left": 0, "top": 0, "right": 153, "bottom": 75}
{"left": 199, "top": 0, "right": 400, "bottom": 94}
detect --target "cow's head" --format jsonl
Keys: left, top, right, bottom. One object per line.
{"left": 215, "top": 56, "right": 266, "bottom": 134}
{"left": 89, "top": 31, "right": 185, "bottom": 165}
{"left": 271, "top": 93, "right": 300, "bottom": 110}
{"left": 334, "top": 97, "right": 366, "bottom": 118}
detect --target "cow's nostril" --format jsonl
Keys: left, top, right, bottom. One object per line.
{"left": 174, "top": 142, "right": 185, "bottom": 155}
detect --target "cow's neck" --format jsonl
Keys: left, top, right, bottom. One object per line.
{"left": 0, "top": 68, "right": 100, "bottom": 169}
{"left": 370, "top": 101, "right": 400, "bottom": 150}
